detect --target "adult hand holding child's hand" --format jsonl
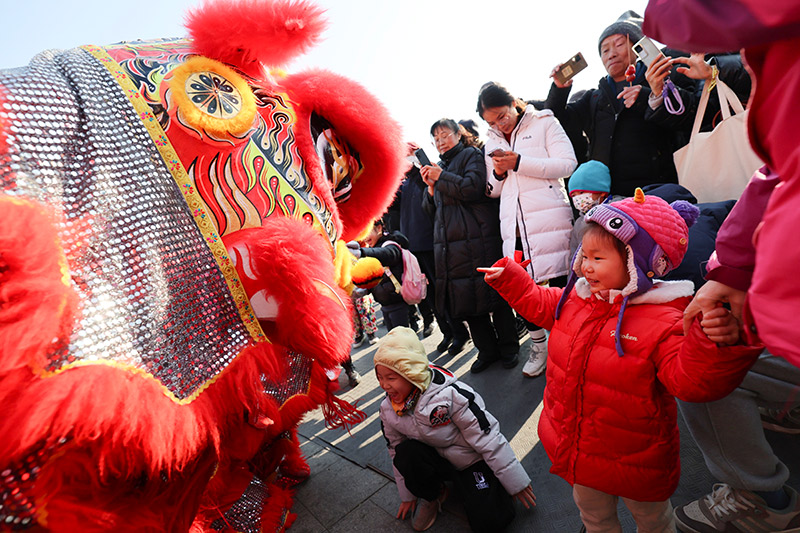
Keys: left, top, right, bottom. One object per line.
{"left": 699, "top": 305, "right": 740, "bottom": 346}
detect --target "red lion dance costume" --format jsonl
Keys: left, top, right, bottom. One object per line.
{"left": 0, "top": 1, "right": 405, "bottom": 531}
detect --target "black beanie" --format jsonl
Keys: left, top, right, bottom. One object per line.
{"left": 598, "top": 10, "right": 644, "bottom": 54}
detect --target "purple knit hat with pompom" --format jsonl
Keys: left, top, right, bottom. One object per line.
{"left": 555, "top": 188, "right": 700, "bottom": 356}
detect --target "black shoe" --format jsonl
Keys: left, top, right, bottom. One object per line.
{"left": 470, "top": 358, "right": 495, "bottom": 374}
{"left": 437, "top": 335, "right": 453, "bottom": 353}
{"left": 448, "top": 337, "right": 468, "bottom": 356}
{"left": 501, "top": 354, "right": 519, "bottom": 369}
{"left": 410, "top": 316, "right": 420, "bottom": 332}
{"left": 422, "top": 322, "right": 435, "bottom": 338}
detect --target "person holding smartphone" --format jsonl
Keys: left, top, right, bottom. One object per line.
{"left": 544, "top": 11, "right": 699, "bottom": 198}
{"left": 477, "top": 81, "right": 577, "bottom": 378}
{"left": 419, "top": 118, "right": 520, "bottom": 373}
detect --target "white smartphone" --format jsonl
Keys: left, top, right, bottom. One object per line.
{"left": 632, "top": 36, "right": 663, "bottom": 67}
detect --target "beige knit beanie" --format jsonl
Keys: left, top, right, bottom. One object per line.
{"left": 373, "top": 327, "right": 432, "bottom": 392}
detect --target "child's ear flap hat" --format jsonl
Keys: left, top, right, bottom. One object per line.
{"left": 555, "top": 188, "right": 700, "bottom": 355}
{"left": 373, "top": 327, "right": 432, "bottom": 391}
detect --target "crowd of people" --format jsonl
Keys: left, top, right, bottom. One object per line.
{"left": 342, "top": 6, "right": 800, "bottom": 533}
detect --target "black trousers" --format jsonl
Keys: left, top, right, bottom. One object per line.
{"left": 382, "top": 302, "right": 410, "bottom": 331}
{"left": 465, "top": 303, "right": 519, "bottom": 362}
{"left": 414, "top": 250, "right": 469, "bottom": 340}
{"left": 393, "top": 439, "right": 515, "bottom": 533}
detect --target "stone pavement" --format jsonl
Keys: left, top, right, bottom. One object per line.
{"left": 292, "top": 320, "right": 800, "bottom": 533}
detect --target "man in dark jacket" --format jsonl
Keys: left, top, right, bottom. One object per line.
{"left": 545, "top": 11, "right": 699, "bottom": 197}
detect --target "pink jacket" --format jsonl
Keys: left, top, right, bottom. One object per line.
{"left": 644, "top": 0, "right": 800, "bottom": 368}
{"left": 487, "top": 258, "right": 762, "bottom": 501}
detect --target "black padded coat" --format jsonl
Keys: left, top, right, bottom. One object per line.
{"left": 423, "top": 143, "right": 505, "bottom": 319}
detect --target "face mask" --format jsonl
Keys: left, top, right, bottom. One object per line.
{"left": 406, "top": 154, "right": 421, "bottom": 168}
{"left": 572, "top": 192, "right": 601, "bottom": 215}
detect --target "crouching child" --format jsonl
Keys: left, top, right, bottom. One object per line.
{"left": 375, "top": 327, "right": 535, "bottom": 532}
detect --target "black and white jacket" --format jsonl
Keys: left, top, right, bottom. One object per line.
{"left": 379, "top": 366, "right": 530, "bottom": 501}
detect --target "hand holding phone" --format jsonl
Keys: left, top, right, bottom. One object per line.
{"left": 488, "top": 148, "right": 505, "bottom": 158}
{"left": 553, "top": 52, "right": 588, "bottom": 86}
{"left": 632, "top": 37, "right": 664, "bottom": 68}
{"left": 414, "top": 148, "right": 432, "bottom": 167}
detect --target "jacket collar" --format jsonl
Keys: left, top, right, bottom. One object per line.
{"left": 486, "top": 104, "right": 554, "bottom": 142}
{"left": 440, "top": 141, "right": 465, "bottom": 164}
{"left": 574, "top": 277, "right": 694, "bottom": 304}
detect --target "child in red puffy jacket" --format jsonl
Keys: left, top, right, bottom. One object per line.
{"left": 479, "top": 189, "right": 762, "bottom": 532}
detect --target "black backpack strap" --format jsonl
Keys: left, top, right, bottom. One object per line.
{"left": 450, "top": 383, "right": 491, "bottom": 434}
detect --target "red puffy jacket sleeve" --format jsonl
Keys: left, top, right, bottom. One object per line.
{"left": 484, "top": 257, "right": 563, "bottom": 331}
{"left": 653, "top": 316, "right": 762, "bottom": 403}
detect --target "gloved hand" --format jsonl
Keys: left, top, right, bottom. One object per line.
{"left": 346, "top": 240, "right": 362, "bottom": 258}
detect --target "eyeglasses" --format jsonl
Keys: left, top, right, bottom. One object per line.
{"left": 485, "top": 109, "right": 513, "bottom": 128}
{"left": 431, "top": 131, "right": 455, "bottom": 145}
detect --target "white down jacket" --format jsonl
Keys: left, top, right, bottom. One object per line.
{"left": 485, "top": 105, "right": 577, "bottom": 282}
{"left": 380, "top": 366, "right": 530, "bottom": 501}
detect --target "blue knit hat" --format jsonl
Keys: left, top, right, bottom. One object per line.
{"left": 568, "top": 161, "right": 611, "bottom": 195}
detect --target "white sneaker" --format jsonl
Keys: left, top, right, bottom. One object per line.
{"left": 522, "top": 341, "right": 547, "bottom": 377}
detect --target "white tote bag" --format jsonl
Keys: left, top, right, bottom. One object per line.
{"left": 673, "top": 79, "right": 763, "bottom": 203}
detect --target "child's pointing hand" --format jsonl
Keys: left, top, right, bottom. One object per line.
{"left": 477, "top": 266, "right": 504, "bottom": 282}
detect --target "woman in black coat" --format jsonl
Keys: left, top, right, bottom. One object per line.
{"left": 420, "top": 118, "right": 519, "bottom": 373}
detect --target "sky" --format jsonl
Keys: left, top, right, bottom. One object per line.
{"left": 0, "top": 0, "right": 649, "bottom": 150}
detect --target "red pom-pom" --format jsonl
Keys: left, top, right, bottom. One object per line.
{"left": 185, "top": 0, "right": 328, "bottom": 76}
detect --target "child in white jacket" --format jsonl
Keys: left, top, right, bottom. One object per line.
{"left": 375, "top": 327, "right": 535, "bottom": 532}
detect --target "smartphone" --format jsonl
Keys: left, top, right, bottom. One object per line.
{"left": 414, "top": 148, "right": 432, "bottom": 167}
{"left": 553, "top": 52, "right": 588, "bottom": 85}
{"left": 488, "top": 148, "right": 505, "bottom": 157}
{"left": 632, "top": 36, "right": 663, "bottom": 68}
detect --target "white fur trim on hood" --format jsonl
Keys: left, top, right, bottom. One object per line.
{"left": 575, "top": 278, "right": 694, "bottom": 304}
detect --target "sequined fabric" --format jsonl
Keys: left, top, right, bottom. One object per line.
{"left": 0, "top": 443, "right": 50, "bottom": 531}
{"left": 0, "top": 47, "right": 254, "bottom": 401}
{"left": 262, "top": 350, "right": 313, "bottom": 405}
{"left": 208, "top": 475, "right": 287, "bottom": 533}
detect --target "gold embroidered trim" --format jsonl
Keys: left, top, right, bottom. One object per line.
{"left": 81, "top": 44, "right": 267, "bottom": 347}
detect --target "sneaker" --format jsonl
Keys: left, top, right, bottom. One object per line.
{"left": 422, "top": 322, "right": 435, "bottom": 338}
{"left": 674, "top": 483, "right": 800, "bottom": 533}
{"left": 367, "top": 333, "right": 378, "bottom": 345}
{"left": 522, "top": 341, "right": 547, "bottom": 377}
{"left": 345, "top": 368, "right": 361, "bottom": 387}
{"left": 412, "top": 486, "right": 448, "bottom": 531}
{"left": 760, "top": 406, "right": 800, "bottom": 434}
{"left": 352, "top": 334, "right": 364, "bottom": 348}
{"left": 437, "top": 335, "right": 453, "bottom": 353}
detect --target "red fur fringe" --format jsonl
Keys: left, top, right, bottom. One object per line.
{"left": 0, "top": 198, "right": 78, "bottom": 374}
{"left": 280, "top": 69, "right": 408, "bottom": 241}
{"left": 185, "top": 0, "right": 328, "bottom": 76}
{"left": 223, "top": 219, "right": 353, "bottom": 368}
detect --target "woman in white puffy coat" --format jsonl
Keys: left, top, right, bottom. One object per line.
{"left": 477, "top": 82, "right": 577, "bottom": 378}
